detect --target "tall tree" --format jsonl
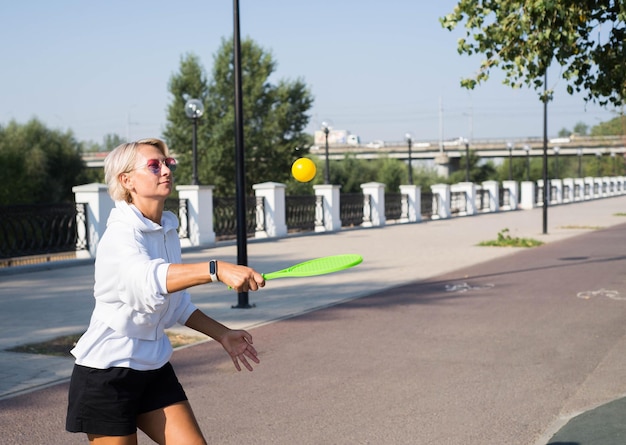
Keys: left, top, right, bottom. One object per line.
{"left": 0, "top": 119, "right": 85, "bottom": 205}
{"left": 441, "top": 1, "right": 626, "bottom": 106}
{"left": 164, "top": 39, "right": 314, "bottom": 195}
{"left": 205, "top": 37, "right": 314, "bottom": 195}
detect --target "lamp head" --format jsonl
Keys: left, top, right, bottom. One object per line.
{"left": 321, "top": 120, "right": 332, "bottom": 134}
{"left": 185, "top": 98, "right": 204, "bottom": 119}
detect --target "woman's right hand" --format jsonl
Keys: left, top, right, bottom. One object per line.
{"left": 216, "top": 261, "right": 265, "bottom": 292}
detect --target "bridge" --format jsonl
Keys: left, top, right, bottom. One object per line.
{"left": 82, "top": 136, "right": 626, "bottom": 168}
{"left": 317, "top": 136, "right": 626, "bottom": 161}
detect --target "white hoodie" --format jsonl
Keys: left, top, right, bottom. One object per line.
{"left": 71, "top": 201, "right": 198, "bottom": 370}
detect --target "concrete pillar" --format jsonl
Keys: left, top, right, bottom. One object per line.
{"left": 562, "top": 178, "right": 574, "bottom": 203}
{"left": 520, "top": 181, "right": 536, "bottom": 210}
{"left": 176, "top": 185, "right": 216, "bottom": 248}
{"left": 584, "top": 177, "right": 594, "bottom": 199}
{"left": 573, "top": 178, "right": 585, "bottom": 201}
{"left": 252, "top": 182, "right": 287, "bottom": 238}
{"left": 72, "top": 183, "right": 114, "bottom": 258}
{"left": 360, "top": 182, "right": 386, "bottom": 227}
{"left": 313, "top": 184, "right": 342, "bottom": 232}
{"left": 399, "top": 184, "right": 421, "bottom": 223}
{"left": 431, "top": 183, "right": 451, "bottom": 219}
{"left": 501, "top": 180, "right": 518, "bottom": 211}
{"left": 451, "top": 182, "right": 476, "bottom": 216}
{"left": 593, "top": 177, "right": 603, "bottom": 198}
{"left": 483, "top": 181, "right": 500, "bottom": 212}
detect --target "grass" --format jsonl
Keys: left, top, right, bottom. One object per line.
{"left": 614, "top": 212, "right": 626, "bottom": 217}
{"left": 478, "top": 228, "right": 544, "bottom": 248}
{"left": 6, "top": 331, "right": 206, "bottom": 357}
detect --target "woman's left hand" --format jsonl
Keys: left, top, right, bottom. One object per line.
{"left": 219, "top": 329, "right": 259, "bottom": 372}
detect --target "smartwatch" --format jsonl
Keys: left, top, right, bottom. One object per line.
{"left": 209, "top": 260, "right": 219, "bottom": 283}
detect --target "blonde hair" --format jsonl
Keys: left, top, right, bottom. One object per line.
{"left": 104, "top": 138, "right": 170, "bottom": 202}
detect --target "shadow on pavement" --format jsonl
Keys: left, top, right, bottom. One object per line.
{"left": 547, "top": 397, "right": 626, "bottom": 445}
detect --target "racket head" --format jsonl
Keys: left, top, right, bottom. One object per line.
{"left": 263, "top": 254, "right": 363, "bottom": 280}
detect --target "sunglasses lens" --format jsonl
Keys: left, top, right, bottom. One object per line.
{"left": 165, "top": 158, "right": 177, "bottom": 172}
{"left": 146, "top": 160, "right": 161, "bottom": 173}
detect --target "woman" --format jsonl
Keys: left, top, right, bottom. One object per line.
{"left": 66, "top": 138, "right": 265, "bottom": 444}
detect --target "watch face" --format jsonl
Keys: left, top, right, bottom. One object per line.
{"left": 210, "top": 261, "right": 217, "bottom": 274}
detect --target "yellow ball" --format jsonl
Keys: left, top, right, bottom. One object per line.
{"left": 291, "top": 158, "right": 317, "bottom": 182}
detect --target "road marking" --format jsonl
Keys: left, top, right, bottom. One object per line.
{"left": 576, "top": 289, "right": 624, "bottom": 300}
{"left": 445, "top": 282, "right": 495, "bottom": 293}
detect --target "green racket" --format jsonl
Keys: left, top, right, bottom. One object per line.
{"left": 262, "top": 254, "right": 363, "bottom": 281}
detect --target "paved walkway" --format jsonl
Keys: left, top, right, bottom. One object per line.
{"left": 2, "top": 197, "right": 626, "bottom": 444}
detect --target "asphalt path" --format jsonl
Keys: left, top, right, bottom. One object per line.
{"left": 3, "top": 223, "right": 626, "bottom": 444}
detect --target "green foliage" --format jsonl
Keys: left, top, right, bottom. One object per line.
{"left": 0, "top": 119, "right": 87, "bottom": 205}
{"left": 441, "top": 1, "right": 626, "bottom": 106}
{"left": 573, "top": 122, "right": 589, "bottom": 136}
{"left": 478, "top": 228, "right": 544, "bottom": 248}
{"left": 591, "top": 115, "right": 626, "bottom": 136}
{"left": 81, "top": 133, "right": 125, "bottom": 153}
{"left": 163, "top": 39, "right": 314, "bottom": 196}
{"left": 558, "top": 121, "right": 589, "bottom": 137}
{"left": 373, "top": 157, "right": 406, "bottom": 192}
{"left": 449, "top": 149, "right": 497, "bottom": 184}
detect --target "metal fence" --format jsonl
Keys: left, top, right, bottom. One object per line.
{"left": 212, "top": 196, "right": 260, "bottom": 240}
{"left": 0, "top": 203, "right": 88, "bottom": 261}
{"left": 385, "top": 193, "right": 403, "bottom": 221}
{"left": 2, "top": 191, "right": 433, "bottom": 262}
{"left": 285, "top": 195, "right": 315, "bottom": 232}
{"left": 451, "top": 191, "right": 467, "bottom": 215}
{"left": 340, "top": 193, "right": 367, "bottom": 227}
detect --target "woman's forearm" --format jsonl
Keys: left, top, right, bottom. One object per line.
{"left": 184, "top": 309, "right": 229, "bottom": 341}
{"left": 165, "top": 262, "right": 212, "bottom": 293}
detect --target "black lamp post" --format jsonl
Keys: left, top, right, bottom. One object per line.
{"left": 321, "top": 121, "right": 331, "bottom": 184}
{"left": 405, "top": 132, "right": 413, "bottom": 185}
{"left": 507, "top": 142, "right": 513, "bottom": 180}
{"left": 462, "top": 137, "right": 470, "bottom": 182}
{"left": 184, "top": 98, "right": 204, "bottom": 185}
{"left": 553, "top": 146, "right": 560, "bottom": 179}
{"left": 523, "top": 145, "right": 531, "bottom": 181}
{"left": 577, "top": 148, "right": 583, "bottom": 177}
{"left": 232, "top": 0, "right": 253, "bottom": 308}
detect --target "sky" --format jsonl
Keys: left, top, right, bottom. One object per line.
{"left": 0, "top": 1, "right": 619, "bottom": 147}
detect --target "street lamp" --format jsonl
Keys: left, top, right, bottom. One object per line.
{"left": 553, "top": 146, "right": 560, "bottom": 179}
{"left": 523, "top": 145, "right": 531, "bottom": 181}
{"left": 184, "top": 98, "right": 204, "bottom": 185}
{"left": 577, "top": 148, "right": 583, "bottom": 178}
{"left": 405, "top": 132, "right": 413, "bottom": 185}
{"left": 321, "top": 120, "right": 332, "bottom": 184}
